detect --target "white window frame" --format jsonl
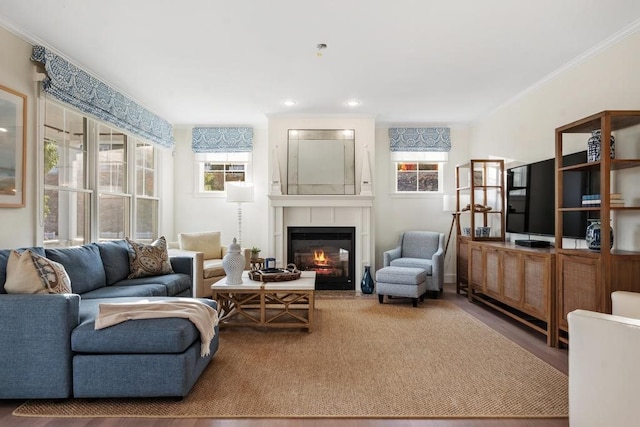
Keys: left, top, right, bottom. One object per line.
{"left": 133, "top": 139, "right": 159, "bottom": 242}
{"left": 391, "top": 151, "right": 447, "bottom": 194}
{"left": 194, "top": 152, "right": 252, "bottom": 197}
{"left": 42, "top": 100, "right": 91, "bottom": 247}
{"left": 40, "top": 98, "right": 163, "bottom": 247}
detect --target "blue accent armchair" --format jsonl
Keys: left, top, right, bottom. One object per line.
{"left": 383, "top": 231, "right": 445, "bottom": 292}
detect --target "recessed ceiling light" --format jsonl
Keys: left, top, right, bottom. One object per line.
{"left": 0, "top": 128, "right": 7, "bottom": 132}
{"left": 283, "top": 99, "right": 297, "bottom": 107}
{"left": 346, "top": 99, "right": 360, "bottom": 107}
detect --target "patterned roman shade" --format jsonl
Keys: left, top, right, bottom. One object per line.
{"left": 389, "top": 127, "right": 451, "bottom": 152}
{"left": 192, "top": 127, "right": 253, "bottom": 153}
{"left": 31, "top": 46, "right": 174, "bottom": 149}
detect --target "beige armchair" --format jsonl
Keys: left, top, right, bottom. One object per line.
{"left": 568, "top": 291, "right": 640, "bottom": 427}
{"left": 168, "top": 231, "right": 250, "bottom": 298}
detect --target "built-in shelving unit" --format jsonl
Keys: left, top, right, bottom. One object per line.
{"left": 455, "top": 159, "right": 505, "bottom": 294}
{"left": 454, "top": 160, "right": 557, "bottom": 345}
{"left": 555, "top": 110, "right": 640, "bottom": 346}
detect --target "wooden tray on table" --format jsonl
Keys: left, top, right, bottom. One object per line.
{"left": 248, "top": 263, "right": 301, "bottom": 282}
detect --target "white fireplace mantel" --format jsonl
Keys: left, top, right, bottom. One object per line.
{"left": 268, "top": 195, "right": 374, "bottom": 291}
{"left": 269, "top": 195, "right": 374, "bottom": 208}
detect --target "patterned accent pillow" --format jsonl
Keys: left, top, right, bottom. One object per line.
{"left": 179, "top": 231, "right": 221, "bottom": 260}
{"left": 126, "top": 236, "right": 174, "bottom": 279}
{"left": 4, "top": 249, "right": 72, "bottom": 294}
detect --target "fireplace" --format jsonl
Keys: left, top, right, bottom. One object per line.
{"left": 287, "top": 226, "right": 355, "bottom": 290}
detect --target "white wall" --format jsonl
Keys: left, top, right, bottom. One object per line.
{"left": 0, "top": 26, "right": 178, "bottom": 249}
{"left": 0, "top": 27, "right": 38, "bottom": 247}
{"left": 171, "top": 125, "right": 270, "bottom": 250}
{"left": 469, "top": 28, "right": 640, "bottom": 251}
{"left": 373, "top": 125, "right": 471, "bottom": 281}
{"left": 471, "top": 29, "right": 640, "bottom": 163}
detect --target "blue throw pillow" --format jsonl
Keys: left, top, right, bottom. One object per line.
{"left": 45, "top": 245, "right": 106, "bottom": 294}
{"left": 94, "top": 240, "right": 130, "bottom": 285}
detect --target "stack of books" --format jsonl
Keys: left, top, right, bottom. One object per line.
{"left": 611, "top": 193, "right": 625, "bottom": 206}
{"left": 581, "top": 193, "right": 625, "bottom": 207}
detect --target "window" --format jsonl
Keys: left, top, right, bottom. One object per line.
{"left": 98, "top": 124, "right": 129, "bottom": 241}
{"left": 201, "top": 162, "right": 247, "bottom": 191}
{"left": 196, "top": 152, "right": 251, "bottom": 194}
{"left": 392, "top": 152, "right": 447, "bottom": 194}
{"left": 396, "top": 162, "right": 441, "bottom": 192}
{"left": 134, "top": 139, "right": 158, "bottom": 242}
{"left": 43, "top": 100, "right": 160, "bottom": 247}
{"left": 43, "top": 103, "right": 90, "bottom": 246}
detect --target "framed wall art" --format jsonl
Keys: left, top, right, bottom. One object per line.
{"left": 0, "top": 84, "right": 27, "bottom": 207}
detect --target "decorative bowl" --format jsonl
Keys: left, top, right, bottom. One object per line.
{"left": 475, "top": 226, "right": 491, "bottom": 237}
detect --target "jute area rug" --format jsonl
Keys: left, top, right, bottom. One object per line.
{"left": 14, "top": 298, "right": 568, "bottom": 419}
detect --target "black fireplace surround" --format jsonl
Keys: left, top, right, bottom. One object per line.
{"left": 287, "top": 226, "right": 355, "bottom": 290}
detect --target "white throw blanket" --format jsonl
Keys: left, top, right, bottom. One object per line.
{"left": 94, "top": 299, "right": 219, "bottom": 357}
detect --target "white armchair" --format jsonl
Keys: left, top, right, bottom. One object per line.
{"left": 567, "top": 291, "right": 640, "bottom": 427}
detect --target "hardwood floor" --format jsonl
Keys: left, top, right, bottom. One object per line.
{"left": 0, "top": 284, "right": 569, "bottom": 427}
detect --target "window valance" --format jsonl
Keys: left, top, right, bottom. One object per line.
{"left": 389, "top": 127, "right": 451, "bottom": 152}
{"left": 192, "top": 127, "right": 253, "bottom": 153}
{"left": 31, "top": 46, "right": 174, "bottom": 149}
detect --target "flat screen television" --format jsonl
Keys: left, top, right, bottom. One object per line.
{"left": 506, "top": 150, "right": 596, "bottom": 239}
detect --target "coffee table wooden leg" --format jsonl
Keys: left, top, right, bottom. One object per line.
{"left": 307, "top": 291, "right": 315, "bottom": 332}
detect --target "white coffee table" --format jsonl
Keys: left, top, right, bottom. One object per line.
{"left": 211, "top": 271, "right": 316, "bottom": 331}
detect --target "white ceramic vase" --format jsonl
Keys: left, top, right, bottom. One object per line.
{"left": 222, "top": 238, "right": 245, "bottom": 285}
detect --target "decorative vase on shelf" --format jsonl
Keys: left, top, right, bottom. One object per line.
{"left": 222, "top": 237, "right": 245, "bottom": 284}
{"left": 360, "top": 266, "right": 374, "bottom": 294}
{"left": 587, "top": 130, "right": 615, "bottom": 162}
{"left": 585, "top": 219, "right": 614, "bottom": 251}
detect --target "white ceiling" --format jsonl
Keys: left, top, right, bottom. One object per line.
{"left": 2, "top": 1, "right": 640, "bottom": 127}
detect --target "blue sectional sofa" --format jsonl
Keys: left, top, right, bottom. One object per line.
{"left": 0, "top": 239, "right": 219, "bottom": 399}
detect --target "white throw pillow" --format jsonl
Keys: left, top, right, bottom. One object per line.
{"left": 5, "top": 249, "right": 72, "bottom": 294}
{"left": 179, "top": 231, "right": 222, "bottom": 260}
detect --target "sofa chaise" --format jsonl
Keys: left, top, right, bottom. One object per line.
{"left": 0, "top": 238, "right": 219, "bottom": 399}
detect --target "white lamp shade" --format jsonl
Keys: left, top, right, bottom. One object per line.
{"left": 226, "top": 182, "right": 254, "bottom": 203}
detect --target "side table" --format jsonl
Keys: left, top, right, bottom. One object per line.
{"left": 250, "top": 257, "right": 264, "bottom": 271}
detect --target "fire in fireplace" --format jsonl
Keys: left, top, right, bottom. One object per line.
{"left": 287, "top": 226, "right": 355, "bottom": 290}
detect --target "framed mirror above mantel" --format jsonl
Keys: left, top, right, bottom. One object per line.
{"left": 287, "top": 129, "right": 355, "bottom": 195}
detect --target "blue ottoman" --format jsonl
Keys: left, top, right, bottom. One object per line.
{"left": 376, "top": 266, "right": 427, "bottom": 307}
